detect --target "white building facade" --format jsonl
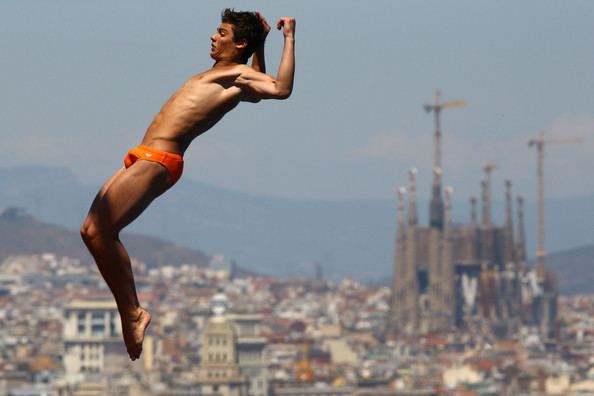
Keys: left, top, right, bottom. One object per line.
{"left": 62, "top": 300, "right": 125, "bottom": 379}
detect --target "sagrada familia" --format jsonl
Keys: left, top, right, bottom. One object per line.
{"left": 389, "top": 92, "right": 557, "bottom": 341}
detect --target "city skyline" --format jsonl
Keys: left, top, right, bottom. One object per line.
{"left": 1, "top": 251, "right": 593, "bottom": 394}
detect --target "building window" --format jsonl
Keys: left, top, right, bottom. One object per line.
{"left": 91, "top": 324, "right": 104, "bottom": 337}
{"left": 77, "top": 312, "right": 86, "bottom": 335}
{"left": 110, "top": 315, "right": 116, "bottom": 336}
{"left": 91, "top": 312, "right": 105, "bottom": 337}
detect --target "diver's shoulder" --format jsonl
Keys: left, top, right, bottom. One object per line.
{"left": 209, "top": 63, "right": 250, "bottom": 76}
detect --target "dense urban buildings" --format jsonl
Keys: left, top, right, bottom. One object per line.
{"left": 0, "top": 249, "right": 593, "bottom": 395}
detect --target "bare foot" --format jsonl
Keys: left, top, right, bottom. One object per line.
{"left": 121, "top": 307, "right": 151, "bottom": 361}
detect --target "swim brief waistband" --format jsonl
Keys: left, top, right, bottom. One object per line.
{"left": 124, "top": 145, "right": 184, "bottom": 186}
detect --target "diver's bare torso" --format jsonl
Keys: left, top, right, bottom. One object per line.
{"left": 140, "top": 64, "right": 252, "bottom": 155}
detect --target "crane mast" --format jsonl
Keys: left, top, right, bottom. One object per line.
{"left": 424, "top": 90, "right": 466, "bottom": 171}
{"left": 423, "top": 91, "right": 465, "bottom": 229}
{"left": 528, "top": 131, "right": 582, "bottom": 284}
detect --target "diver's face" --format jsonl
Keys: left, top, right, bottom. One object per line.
{"left": 210, "top": 23, "right": 243, "bottom": 61}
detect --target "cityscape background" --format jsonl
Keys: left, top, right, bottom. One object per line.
{"left": 1, "top": 1, "right": 593, "bottom": 395}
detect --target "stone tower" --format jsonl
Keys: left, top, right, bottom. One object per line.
{"left": 197, "top": 293, "right": 247, "bottom": 396}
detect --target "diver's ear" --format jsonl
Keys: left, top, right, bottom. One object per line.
{"left": 235, "top": 38, "right": 248, "bottom": 50}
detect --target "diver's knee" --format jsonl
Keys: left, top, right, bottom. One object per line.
{"left": 80, "top": 217, "right": 113, "bottom": 246}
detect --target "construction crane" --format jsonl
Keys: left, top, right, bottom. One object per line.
{"left": 528, "top": 131, "right": 582, "bottom": 284}
{"left": 424, "top": 91, "right": 466, "bottom": 229}
{"left": 423, "top": 90, "right": 466, "bottom": 171}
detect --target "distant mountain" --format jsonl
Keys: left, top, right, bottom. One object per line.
{"left": 0, "top": 166, "right": 592, "bottom": 281}
{"left": 0, "top": 207, "right": 209, "bottom": 269}
{"left": 537, "top": 245, "right": 594, "bottom": 295}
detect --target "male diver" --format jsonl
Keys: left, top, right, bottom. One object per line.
{"left": 81, "top": 9, "right": 296, "bottom": 360}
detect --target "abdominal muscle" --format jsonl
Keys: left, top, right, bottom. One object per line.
{"left": 140, "top": 68, "right": 244, "bottom": 155}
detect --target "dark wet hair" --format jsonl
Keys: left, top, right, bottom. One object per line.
{"left": 221, "top": 8, "right": 264, "bottom": 62}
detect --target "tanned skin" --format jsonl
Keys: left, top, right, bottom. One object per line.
{"left": 80, "top": 13, "right": 296, "bottom": 361}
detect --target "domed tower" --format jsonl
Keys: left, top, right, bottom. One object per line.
{"left": 197, "top": 292, "right": 247, "bottom": 396}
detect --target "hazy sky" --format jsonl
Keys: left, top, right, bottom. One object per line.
{"left": 2, "top": 0, "right": 593, "bottom": 202}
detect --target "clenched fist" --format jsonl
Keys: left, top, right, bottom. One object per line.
{"left": 277, "top": 16, "right": 296, "bottom": 38}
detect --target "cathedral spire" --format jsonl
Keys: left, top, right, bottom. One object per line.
{"left": 470, "top": 197, "right": 478, "bottom": 225}
{"left": 429, "top": 167, "right": 444, "bottom": 229}
{"left": 516, "top": 196, "right": 526, "bottom": 264}
{"left": 504, "top": 180, "right": 515, "bottom": 263}
{"left": 391, "top": 186, "right": 409, "bottom": 335}
{"left": 408, "top": 168, "right": 418, "bottom": 226}
{"left": 482, "top": 163, "right": 496, "bottom": 226}
{"left": 395, "top": 186, "right": 407, "bottom": 282}
{"left": 444, "top": 187, "right": 453, "bottom": 232}
{"left": 397, "top": 187, "right": 407, "bottom": 236}
{"left": 505, "top": 180, "right": 513, "bottom": 228}
{"left": 481, "top": 180, "right": 488, "bottom": 226}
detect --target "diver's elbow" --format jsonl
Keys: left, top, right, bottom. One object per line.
{"left": 276, "top": 88, "right": 292, "bottom": 100}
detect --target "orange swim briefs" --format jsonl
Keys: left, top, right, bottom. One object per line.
{"left": 123, "top": 145, "right": 184, "bottom": 186}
